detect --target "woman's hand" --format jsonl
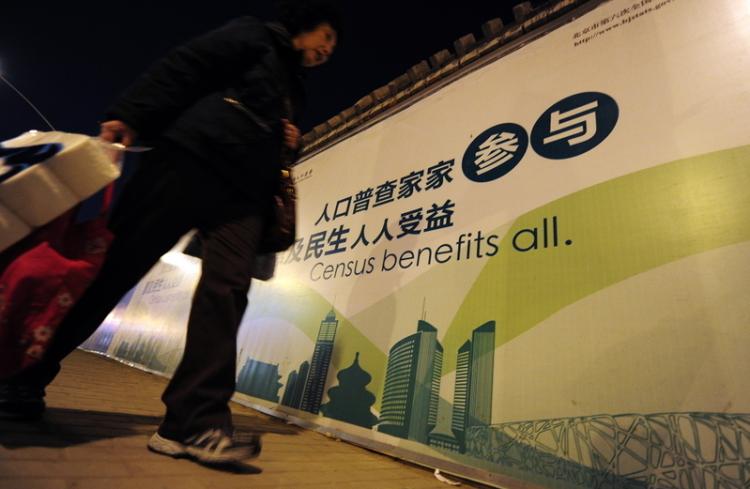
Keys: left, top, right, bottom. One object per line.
{"left": 282, "top": 119, "right": 301, "bottom": 150}
{"left": 99, "top": 120, "right": 137, "bottom": 147}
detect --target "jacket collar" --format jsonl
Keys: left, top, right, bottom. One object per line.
{"left": 265, "top": 22, "right": 304, "bottom": 71}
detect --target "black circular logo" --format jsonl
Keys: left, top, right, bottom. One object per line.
{"left": 531, "top": 92, "right": 618, "bottom": 160}
{"left": 462, "top": 123, "right": 528, "bottom": 183}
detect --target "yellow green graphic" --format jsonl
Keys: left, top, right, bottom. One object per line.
{"left": 442, "top": 144, "right": 750, "bottom": 373}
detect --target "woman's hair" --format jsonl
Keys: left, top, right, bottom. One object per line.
{"left": 277, "top": 0, "right": 344, "bottom": 42}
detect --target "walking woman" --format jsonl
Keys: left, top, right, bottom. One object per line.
{"left": 0, "top": 0, "right": 341, "bottom": 465}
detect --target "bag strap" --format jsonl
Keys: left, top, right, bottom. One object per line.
{"left": 101, "top": 182, "right": 116, "bottom": 215}
{"left": 280, "top": 96, "right": 298, "bottom": 168}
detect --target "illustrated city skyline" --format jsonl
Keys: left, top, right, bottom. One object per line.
{"left": 83, "top": 307, "right": 750, "bottom": 489}
{"left": 83, "top": 296, "right": 496, "bottom": 456}
{"left": 238, "top": 308, "right": 339, "bottom": 415}
{"left": 235, "top": 307, "right": 496, "bottom": 454}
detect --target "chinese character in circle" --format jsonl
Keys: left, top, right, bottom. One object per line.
{"left": 543, "top": 100, "right": 599, "bottom": 147}
{"left": 474, "top": 132, "right": 519, "bottom": 176}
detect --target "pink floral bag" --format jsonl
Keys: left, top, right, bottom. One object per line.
{"left": 0, "top": 186, "right": 113, "bottom": 378}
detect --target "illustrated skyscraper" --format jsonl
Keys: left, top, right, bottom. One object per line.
{"left": 467, "top": 321, "right": 495, "bottom": 427}
{"left": 300, "top": 310, "right": 338, "bottom": 414}
{"left": 236, "top": 358, "right": 283, "bottom": 402}
{"left": 281, "top": 371, "right": 299, "bottom": 407}
{"left": 281, "top": 360, "right": 310, "bottom": 409}
{"left": 451, "top": 340, "right": 473, "bottom": 449}
{"left": 378, "top": 320, "right": 443, "bottom": 443}
{"left": 451, "top": 321, "right": 495, "bottom": 451}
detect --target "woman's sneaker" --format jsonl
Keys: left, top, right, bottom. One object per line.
{"left": 0, "top": 382, "right": 46, "bottom": 421}
{"left": 148, "top": 429, "right": 262, "bottom": 464}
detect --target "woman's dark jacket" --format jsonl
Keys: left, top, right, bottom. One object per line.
{"left": 106, "top": 17, "right": 305, "bottom": 208}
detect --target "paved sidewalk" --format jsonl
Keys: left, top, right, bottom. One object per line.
{"left": 0, "top": 350, "right": 482, "bottom": 489}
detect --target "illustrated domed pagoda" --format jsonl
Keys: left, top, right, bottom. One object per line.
{"left": 321, "top": 352, "right": 377, "bottom": 428}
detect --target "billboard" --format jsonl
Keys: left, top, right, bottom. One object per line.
{"left": 84, "top": 0, "right": 750, "bottom": 486}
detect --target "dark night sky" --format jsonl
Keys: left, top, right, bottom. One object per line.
{"left": 0, "top": 1, "right": 537, "bottom": 141}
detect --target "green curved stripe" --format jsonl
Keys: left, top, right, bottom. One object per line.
{"left": 259, "top": 145, "right": 750, "bottom": 403}
{"left": 442, "top": 145, "right": 750, "bottom": 374}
